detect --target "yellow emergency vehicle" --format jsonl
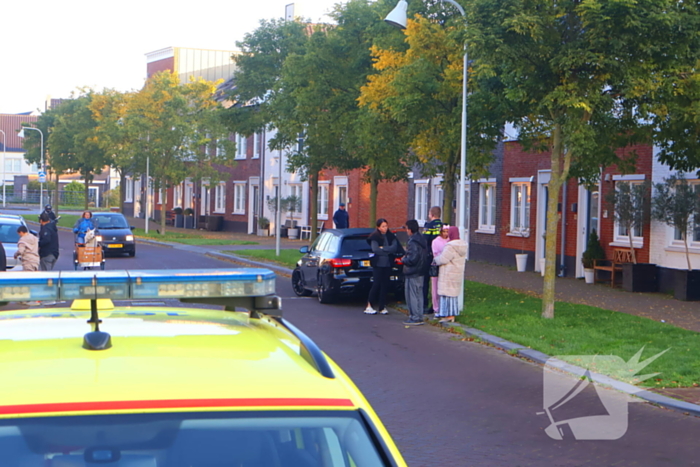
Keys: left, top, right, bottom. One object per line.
{"left": 0, "top": 269, "right": 406, "bottom": 466}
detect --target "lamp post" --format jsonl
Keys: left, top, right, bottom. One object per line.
{"left": 17, "top": 127, "right": 44, "bottom": 213}
{"left": 0, "top": 129, "right": 5, "bottom": 207}
{"left": 386, "top": 0, "right": 469, "bottom": 311}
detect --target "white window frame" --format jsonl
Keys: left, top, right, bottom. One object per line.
{"left": 124, "top": 177, "right": 133, "bottom": 203}
{"left": 613, "top": 180, "right": 644, "bottom": 248}
{"left": 157, "top": 188, "right": 163, "bottom": 205}
{"left": 235, "top": 134, "right": 247, "bottom": 160}
{"left": 477, "top": 182, "right": 497, "bottom": 233}
{"left": 174, "top": 184, "right": 183, "bottom": 209}
{"left": 184, "top": 179, "right": 193, "bottom": 210}
{"left": 253, "top": 132, "right": 261, "bottom": 159}
{"left": 214, "top": 182, "right": 226, "bottom": 214}
{"left": 233, "top": 182, "right": 246, "bottom": 215}
{"left": 317, "top": 183, "right": 330, "bottom": 220}
{"left": 509, "top": 182, "right": 531, "bottom": 236}
{"left": 414, "top": 181, "right": 429, "bottom": 225}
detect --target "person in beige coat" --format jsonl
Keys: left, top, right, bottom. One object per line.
{"left": 433, "top": 226, "right": 467, "bottom": 322}
{"left": 15, "top": 225, "right": 40, "bottom": 272}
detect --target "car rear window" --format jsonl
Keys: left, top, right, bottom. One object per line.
{"left": 0, "top": 223, "right": 20, "bottom": 243}
{"left": 341, "top": 236, "right": 372, "bottom": 255}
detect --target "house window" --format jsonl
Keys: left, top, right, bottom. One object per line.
{"left": 235, "top": 134, "right": 247, "bottom": 159}
{"left": 158, "top": 188, "right": 163, "bottom": 205}
{"left": 290, "top": 184, "right": 303, "bottom": 202}
{"left": 478, "top": 183, "right": 496, "bottom": 232}
{"left": 214, "top": 183, "right": 226, "bottom": 213}
{"left": 5, "top": 159, "right": 21, "bottom": 173}
{"left": 233, "top": 183, "right": 246, "bottom": 214}
{"left": 253, "top": 133, "right": 261, "bottom": 159}
{"left": 613, "top": 181, "right": 644, "bottom": 244}
{"left": 510, "top": 183, "right": 531, "bottom": 235}
{"left": 672, "top": 182, "right": 700, "bottom": 244}
{"left": 174, "top": 184, "right": 183, "bottom": 208}
{"left": 317, "top": 184, "right": 329, "bottom": 219}
{"left": 124, "top": 177, "right": 133, "bottom": 203}
{"left": 415, "top": 183, "right": 428, "bottom": 223}
{"left": 432, "top": 184, "right": 444, "bottom": 214}
{"left": 184, "top": 179, "right": 193, "bottom": 210}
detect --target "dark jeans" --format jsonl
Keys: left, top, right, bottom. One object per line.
{"left": 367, "top": 266, "right": 391, "bottom": 311}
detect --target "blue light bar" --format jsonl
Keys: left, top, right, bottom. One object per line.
{"left": 0, "top": 272, "right": 59, "bottom": 302}
{"left": 59, "top": 271, "right": 131, "bottom": 301}
{"left": 0, "top": 269, "right": 276, "bottom": 303}
{"left": 130, "top": 269, "right": 276, "bottom": 300}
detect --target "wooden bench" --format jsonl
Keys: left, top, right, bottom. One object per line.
{"left": 164, "top": 210, "right": 176, "bottom": 226}
{"left": 593, "top": 248, "right": 633, "bottom": 287}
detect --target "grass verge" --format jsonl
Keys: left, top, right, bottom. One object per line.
{"left": 132, "top": 229, "right": 258, "bottom": 246}
{"left": 460, "top": 281, "right": 700, "bottom": 388}
{"left": 224, "top": 249, "right": 300, "bottom": 269}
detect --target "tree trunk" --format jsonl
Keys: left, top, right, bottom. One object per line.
{"left": 84, "top": 175, "right": 90, "bottom": 210}
{"left": 369, "top": 170, "right": 378, "bottom": 228}
{"left": 309, "top": 171, "right": 319, "bottom": 242}
{"left": 541, "top": 124, "right": 570, "bottom": 319}
{"left": 627, "top": 221, "right": 637, "bottom": 264}
{"left": 160, "top": 179, "right": 167, "bottom": 235}
{"left": 442, "top": 158, "right": 457, "bottom": 225}
{"left": 684, "top": 235, "right": 692, "bottom": 271}
{"left": 119, "top": 170, "right": 126, "bottom": 213}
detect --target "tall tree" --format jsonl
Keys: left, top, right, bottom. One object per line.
{"left": 466, "top": 0, "right": 699, "bottom": 318}
{"left": 126, "top": 71, "right": 235, "bottom": 234}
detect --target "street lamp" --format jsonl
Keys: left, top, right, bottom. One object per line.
{"left": 0, "top": 129, "right": 5, "bottom": 207}
{"left": 385, "top": 0, "right": 469, "bottom": 311}
{"left": 17, "top": 126, "right": 45, "bottom": 213}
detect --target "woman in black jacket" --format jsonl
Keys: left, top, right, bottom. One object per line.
{"left": 364, "top": 218, "right": 399, "bottom": 315}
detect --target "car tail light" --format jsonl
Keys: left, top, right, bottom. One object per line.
{"left": 394, "top": 257, "right": 404, "bottom": 266}
{"left": 330, "top": 258, "right": 352, "bottom": 268}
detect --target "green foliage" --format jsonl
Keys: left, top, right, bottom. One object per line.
{"left": 62, "top": 180, "right": 84, "bottom": 206}
{"left": 27, "top": 181, "right": 56, "bottom": 191}
{"left": 282, "top": 195, "right": 302, "bottom": 222}
{"left": 183, "top": 208, "right": 194, "bottom": 216}
{"left": 581, "top": 229, "right": 605, "bottom": 269}
{"left": 652, "top": 174, "right": 700, "bottom": 270}
{"left": 258, "top": 216, "right": 270, "bottom": 229}
{"left": 102, "top": 188, "right": 120, "bottom": 208}
{"left": 228, "top": 248, "right": 301, "bottom": 269}
{"left": 172, "top": 207, "right": 183, "bottom": 215}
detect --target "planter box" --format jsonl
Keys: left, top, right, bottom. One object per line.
{"left": 674, "top": 269, "right": 700, "bottom": 301}
{"left": 184, "top": 216, "right": 195, "bottom": 229}
{"left": 583, "top": 268, "right": 595, "bottom": 284}
{"left": 622, "top": 263, "right": 658, "bottom": 293}
{"left": 515, "top": 254, "right": 528, "bottom": 272}
{"left": 175, "top": 214, "right": 184, "bottom": 228}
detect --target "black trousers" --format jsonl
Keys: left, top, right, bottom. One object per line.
{"left": 368, "top": 266, "right": 391, "bottom": 311}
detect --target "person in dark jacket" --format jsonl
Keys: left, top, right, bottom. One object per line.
{"left": 38, "top": 212, "right": 59, "bottom": 271}
{"left": 402, "top": 219, "right": 428, "bottom": 326}
{"left": 43, "top": 205, "right": 57, "bottom": 222}
{"left": 422, "top": 206, "right": 443, "bottom": 314}
{"left": 333, "top": 203, "right": 349, "bottom": 229}
{"left": 364, "top": 218, "right": 400, "bottom": 315}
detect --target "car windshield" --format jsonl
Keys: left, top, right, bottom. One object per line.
{"left": 0, "top": 410, "right": 387, "bottom": 466}
{"left": 95, "top": 215, "right": 129, "bottom": 229}
{"left": 0, "top": 222, "right": 20, "bottom": 243}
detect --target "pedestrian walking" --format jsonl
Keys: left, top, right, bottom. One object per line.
{"left": 422, "top": 206, "right": 443, "bottom": 314}
{"left": 15, "top": 225, "right": 39, "bottom": 272}
{"left": 38, "top": 212, "right": 59, "bottom": 271}
{"left": 430, "top": 224, "right": 450, "bottom": 317}
{"left": 433, "top": 226, "right": 467, "bottom": 322}
{"left": 364, "top": 218, "right": 401, "bottom": 315}
{"left": 402, "top": 219, "right": 428, "bottom": 326}
{"left": 73, "top": 211, "right": 96, "bottom": 245}
{"left": 333, "top": 203, "right": 349, "bottom": 229}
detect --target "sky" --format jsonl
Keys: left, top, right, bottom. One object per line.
{"left": 2, "top": 0, "right": 340, "bottom": 115}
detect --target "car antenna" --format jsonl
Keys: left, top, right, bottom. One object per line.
{"left": 83, "top": 276, "right": 112, "bottom": 351}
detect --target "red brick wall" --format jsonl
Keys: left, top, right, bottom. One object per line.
{"left": 147, "top": 58, "right": 175, "bottom": 79}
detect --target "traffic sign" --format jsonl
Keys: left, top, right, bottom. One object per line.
{"left": 38, "top": 171, "right": 46, "bottom": 183}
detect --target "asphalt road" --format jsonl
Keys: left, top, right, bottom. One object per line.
{"left": 45, "top": 232, "right": 700, "bottom": 466}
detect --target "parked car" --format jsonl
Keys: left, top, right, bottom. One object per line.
{"left": 0, "top": 214, "right": 36, "bottom": 270}
{"left": 292, "top": 228, "right": 405, "bottom": 304}
{"left": 92, "top": 212, "right": 136, "bottom": 257}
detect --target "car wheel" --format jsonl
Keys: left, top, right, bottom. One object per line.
{"left": 317, "top": 276, "right": 335, "bottom": 304}
{"left": 292, "top": 269, "right": 312, "bottom": 297}
{"left": 128, "top": 249, "right": 135, "bottom": 257}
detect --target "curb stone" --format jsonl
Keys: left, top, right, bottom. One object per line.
{"left": 88, "top": 233, "right": 700, "bottom": 418}
{"left": 438, "top": 321, "right": 700, "bottom": 417}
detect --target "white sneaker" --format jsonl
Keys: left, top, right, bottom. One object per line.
{"left": 363, "top": 306, "right": 377, "bottom": 315}
{"left": 379, "top": 309, "right": 388, "bottom": 315}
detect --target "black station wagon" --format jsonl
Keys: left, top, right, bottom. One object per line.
{"left": 292, "top": 228, "right": 405, "bottom": 304}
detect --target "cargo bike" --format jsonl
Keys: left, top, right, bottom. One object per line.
{"left": 73, "top": 229, "right": 105, "bottom": 270}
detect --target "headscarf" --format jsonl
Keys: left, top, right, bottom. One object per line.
{"left": 448, "top": 226, "right": 460, "bottom": 241}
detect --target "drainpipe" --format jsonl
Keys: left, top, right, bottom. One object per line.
{"left": 559, "top": 182, "right": 567, "bottom": 277}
